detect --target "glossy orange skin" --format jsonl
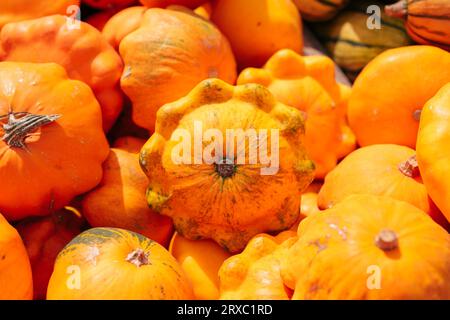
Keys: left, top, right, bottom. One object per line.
{"left": 0, "top": 0, "right": 80, "bottom": 28}
{"left": 102, "top": 6, "right": 147, "bottom": 49}
{"left": 16, "top": 208, "right": 85, "bottom": 300}
{"left": 169, "top": 232, "right": 231, "bottom": 299}
{"left": 219, "top": 231, "right": 297, "bottom": 300}
{"left": 0, "top": 15, "right": 124, "bottom": 131}
{"left": 293, "top": 0, "right": 349, "bottom": 21}
{"left": 82, "top": 137, "right": 174, "bottom": 247}
{"left": 140, "top": 79, "right": 314, "bottom": 252}
{"left": 282, "top": 194, "right": 450, "bottom": 299}
{"left": 83, "top": 0, "right": 136, "bottom": 9}
{"left": 238, "top": 49, "right": 356, "bottom": 178}
{"left": 120, "top": 8, "right": 237, "bottom": 132}
{"left": 0, "top": 62, "right": 109, "bottom": 221}
{"left": 0, "top": 214, "right": 33, "bottom": 300}
{"left": 348, "top": 46, "right": 450, "bottom": 148}
{"left": 211, "top": 0, "right": 302, "bottom": 68}
{"left": 140, "top": 0, "right": 205, "bottom": 8}
{"left": 417, "top": 84, "right": 450, "bottom": 224}
{"left": 47, "top": 227, "right": 194, "bottom": 299}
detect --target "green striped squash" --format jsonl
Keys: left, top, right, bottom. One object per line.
{"left": 293, "top": 0, "right": 349, "bottom": 21}
{"left": 313, "top": 2, "right": 411, "bottom": 78}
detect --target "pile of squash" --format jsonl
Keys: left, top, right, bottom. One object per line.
{"left": 0, "top": 0, "right": 449, "bottom": 300}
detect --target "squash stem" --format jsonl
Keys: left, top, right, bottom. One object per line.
{"left": 398, "top": 155, "right": 419, "bottom": 178}
{"left": 0, "top": 112, "right": 60, "bottom": 148}
{"left": 375, "top": 229, "right": 398, "bottom": 251}
{"left": 385, "top": 0, "right": 408, "bottom": 19}
{"left": 126, "top": 248, "right": 150, "bottom": 267}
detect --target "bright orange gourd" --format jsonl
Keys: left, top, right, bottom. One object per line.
{"left": 47, "top": 227, "right": 194, "bottom": 299}
{"left": 282, "top": 194, "right": 450, "bottom": 299}
{"left": 169, "top": 232, "right": 231, "bottom": 299}
{"left": 0, "top": 213, "right": 33, "bottom": 300}
{"left": 0, "top": 62, "right": 109, "bottom": 221}
{"left": 348, "top": 45, "right": 450, "bottom": 148}
{"left": 139, "top": 78, "right": 315, "bottom": 252}
{"left": 120, "top": 7, "right": 236, "bottom": 132}
{"left": 81, "top": 137, "right": 174, "bottom": 246}
{"left": 16, "top": 207, "right": 85, "bottom": 300}
{"left": 237, "top": 49, "right": 356, "bottom": 178}
{"left": 0, "top": 0, "right": 79, "bottom": 29}
{"left": 102, "top": 6, "right": 147, "bottom": 49}
{"left": 0, "top": 15, "right": 124, "bottom": 131}
{"left": 211, "top": 0, "right": 303, "bottom": 68}
{"left": 219, "top": 231, "right": 297, "bottom": 300}
{"left": 417, "top": 83, "right": 450, "bottom": 224}
{"left": 294, "top": 0, "right": 349, "bottom": 21}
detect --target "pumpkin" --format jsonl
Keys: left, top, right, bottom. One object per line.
{"left": 318, "top": 144, "right": 449, "bottom": 229}
{"left": 0, "top": 15, "right": 124, "bottom": 131}
{"left": 385, "top": 0, "right": 450, "bottom": 51}
{"left": 0, "top": 213, "right": 33, "bottom": 300}
{"left": 417, "top": 83, "right": 450, "bottom": 224}
{"left": 282, "top": 194, "right": 450, "bottom": 299}
{"left": 313, "top": 3, "right": 411, "bottom": 78}
{"left": 348, "top": 45, "right": 450, "bottom": 148}
{"left": 0, "top": 62, "right": 109, "bottom": 221}
{"left": 139, "top": 78, "right": 315, "bottom": 252}
{"left": 47, "top": 227, "right": 194, "bottom": 299}
{"left": 219, "top": 231, "right": 297, "bottom": 300}
{"left": 102, "top": 6, "right": 147, "bottom": 49}
{"left": 16, "top": 207, "right": 85, "bottom": 300}
{"left": 139, "top": 0, "right": 205, "bottom": 8}
{"left": 120, "top": 7, "right": 236, "bottom": 132}
{"left": 0, "top": 0, "right": 80, "bottom": 29}
{"left": 237, "top": 49, "right": 356, "bottom": 178}
{"left": 194, "top": 1, "right": 213, "bottom": 20}
{"left": 83, "top": 0, "right": 136, "bottom": 9}
{"left": 169, "top": 232, "right": 231, "bottom": 299}
{"left": 81, "top": 137, "right": 174, "bottom": 246}
{"left": 294, "top": 0, "right": 349, "bottom": 21}
{"left": 211, "top": 0, "right": 302, "bottom": 68}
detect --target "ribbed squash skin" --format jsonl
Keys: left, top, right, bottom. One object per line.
{"left": 314, "top": 2, "right": 411, "bottom": 77}
{"left": 385, "top": 0, "right": 450, "bottom": 51}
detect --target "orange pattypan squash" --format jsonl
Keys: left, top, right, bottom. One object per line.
{"left": 0, "top": 15, "right": 124, "bottom": 131}
{"left": 0, "top": 0, "right": 80, "bottom": 29}
{"left": 120, "top": 7, "right": 236, "bottom": 132}
{"left": 0, "top": 62, "right": 109, "bottom": 221}
{"left": 211, "top": 0, "right": 302, "bottom": 68}
{"left": 219, "top": 231, "right": 297, "bottom": 300}
{"left": 82, "top": 137, "right": 174, "bottom": 247}
{"left": 139, "top": 0, "right": 205, "bottom": 8}
{"left": 139, "top": 79, "right": 315, "bottom": 252}
{"left": 102, "top": 6, "right": 147, "bottom": 49}
{"left": 16, "top": 207, "right": 85, "bottom": 300}
{"left": 348, "top": 45, "right": 450, "bottom": 148}
{"left": 83, "top": 0, "right": 136, "bottom": 9}
{"left": 238, "top": 49, "right": 356, "bottom": 178}
{"left": 417, "top": 83, "right": 450, "bottom": 224}
{"left": 169, "top": 232, "right": 231, "bottom": 299}
{"left": 47, "top": 227, "right": 194, "bottom": 299}
{"left": 0, "top": 213, "right": 33, "bottom": 300}
{"left": 318, "top": 144, "right": 450, "bottom": 229}
{"left": 282, "top": 194, "right": 450, "bottom": 299}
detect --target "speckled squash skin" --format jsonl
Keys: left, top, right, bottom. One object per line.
{"left": 47, "top": 227, "right": 194, "bottom": 299}
{"left": 238, "top": 49, "right": 356, "bottom": 178}
{"left": 120, "top": 7, "right": 236, "bottom": 132}
{"left": 139, "top": 78, "right": 315, "bottom": 252}
{"left": 282, "top": 194, "right": 450, "bottom": 300}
